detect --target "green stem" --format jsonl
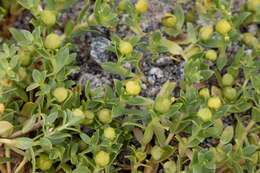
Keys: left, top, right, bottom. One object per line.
{"left": 163, "top": 113, "right": 184, "bottom": 147}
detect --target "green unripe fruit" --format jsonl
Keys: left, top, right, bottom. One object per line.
{"left": 45, "top": 33, "right": 62, "bottom": 50}
{"left": 215, "top": 19, "right": 232, "bottom": 35}
{"left": 0, "top": 121, "right": 14, "bottom": 137}
{"left": 223, "top": 87, "right": 237, "bottom": 100}
{"left": 95, "top": 151, "right": 110, "bottom": 166}
{"left": 72, "top": 109, "right": 86, "bottom": 123}
{"left": 98, "top": 109, "right": 112, "bottom": 124}
{"left": 37, "top": 154, "right": 53, "bottom": 171}
{"left": 154, "top": 97, "right": 171, "bottom": 113}
{"left": 135, "top": 151, "right": 146, "bottom": 161}
{"left": 119, "top": 41, "right": 133, "bottom": 54}
{"left": 18, "top": 67, "right": 27, "bottom": 81}
{"left": 222, "top": 73, "right": 234, "bottom": 86}
{"left": 205, "top": 49, "right": 217, "bottom": 61}
{"left": 199, "top": 25, "right": 214, "bottom": 41}
{"left": 207, "top": 96, "right": 222, "bottom": 110}
{"left": 163, "top": 161, "right": 177, "bottom": 173}
{"left": 19, "top": 51, "right": 32, "bottom": 66}
{"left": 118, "top": 0, "right": 126, "bottom": 11}
{"left": 151, "top": 145, "right": 164, "bottom": 161}
{"left": 41, "top": 10, "right": 56, "bottom": 26}
{"left": 247, "top": 0, "right": 260, "bottom": 12}
{"left": 104, "top": 127, "right": 116, "bottom": 140}
{"left": 135, "top": 0, "right": 148, "bottom": 14}
{"left": 125, "top": 80, "right": 141, "bottom": 95}
{"left": 162, "top": 13, "right": 177, "bottom": 28}
{"left": 83, "top": 110, "right": 95, "bottom": 125}
{"left": 199, "top": 88, "right": 210, "bottom": 99}
{"left": 53, "top": 87, "right": 68, "bottom": 103}
{"left": 197, "top": 108, "right": 212, "bottom": 122}
{"left": 242, "top": 33, "right": 257, "bottom": 48}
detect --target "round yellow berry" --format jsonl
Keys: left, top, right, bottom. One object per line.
{"left": 199, "top": 88, "right": 210, "bottom": 99}
{"left": 104, "top": 127, "right": 116, "bottom": 140}
{"left": 98, "top": 109, "right": 112, "bottom": 124}
{"left": 135, "top": 0, "right": 148, "bottom": 14}
{"left": 125, "top": 80, "right": 141, "bottom": 95}
{"left": 45, "top": 33, "right": 62, "bottom": 50}
{"left": 119, "top": 41, "right": 133, "bottom": 54}
{"left": 215, "top": 19, "right": 232, "bottom": 35}
{"left": 199, "top": 25, "right": 214, "bottom": 41}
{"left": 95, "top": 151, "right": 110, "bottom": 166}
{"left": 162, "top": 13, "right": 177, "bottom": 28}
{"left": 41, "top": 10, "right": 56, "bottom": 26}
{"left": 207, "top": 96, "right": 222, "bottom": 110}
{"left": 205, "top": 49, "right": 217, "bottom": 61}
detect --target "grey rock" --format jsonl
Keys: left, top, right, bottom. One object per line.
{"left": 78, "top": 73, "right": 111, "bottom": 97}
{"left": 90, "top": 36, "right": 111, "bottom": 64}
{"left": 155, "top": 56, "right": 172, "bottom": 66}
{"left": 248, "top": 24, "right": 258, "bottom": 35}
{"left": 148, "top": 67, "right": 164, "bottom": 85}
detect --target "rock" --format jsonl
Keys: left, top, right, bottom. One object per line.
{"left": 248, "top": 24, "right": 258, "bottom": 35}
{"left": 90, "top": 36, "right": 111, "bottom": 64}
{"left": 78, "top": 73, "right": 111, "bottom": 97}
{"left": 155, "top": 56, "right": 172, "bottom": 66}
{"left": 148, "top": 67, "right": 164, "bottom": 85}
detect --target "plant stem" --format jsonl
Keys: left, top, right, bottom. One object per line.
{"left": 0, "top": 164, "right": 7, "bottom": 173}
{"left": 5, "top": 147, "right": 11, "bottom": 173}
{"left": 163, "top": 113, "right": 184, "bottom": 147}
{"left": 14, "top": 157, "right": 27, "bottom": 173}
{"left": 9, "top": 120, "right": 43, "bottom": 139}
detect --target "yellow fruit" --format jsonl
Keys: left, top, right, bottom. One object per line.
{"left": 95, "top": 151, "right": 110, "bottom": 166}
{"left": 45, "top": 33, "right": 62, "bottom": 50}
{"left": 119, "top": 41, "right": 133, "bottom": 54}
{"left": 135, "top": 0, "right": 148, "bottom": 14}
{"left": 199, "top": 25, "right": 214, "bottom": 41}
{"left": 215, "top": 19, "right": 232, "bottom": 35}
{"left": 125, "top": 80, "right": 141, "bottom": 95}
{"left": 207, "top": 96, "right": 222, "bottom": 110}
{"left": 199, "top": 88, "right": 210, "bottom": 99}
{"left": 104, "top": 127, "right": 116, "bottom": 140}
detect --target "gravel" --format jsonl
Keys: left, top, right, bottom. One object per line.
{"left": 90, "top": 36, "right": 111, "bottom": 64}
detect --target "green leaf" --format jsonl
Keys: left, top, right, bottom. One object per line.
{"left": 101, "top": 62, "right": 128, "bottom": 76}
{"left": 64, "top": 21, "right": 75, "bottom": 36}
{"left": 142, "top": 124, "right": 154, "bottom": 146}
{"left": 199, "top": 70, "right": 214, "bottom": 82}
{"left": 252, "top": 107, "right": 260, "bottom": 122}
{"left": 39, "top": 138, "right": 53, "bottom": 151}
{"left": 13, "top": 137, "right": 33, "bottom": 150}
{"left": 174, "top": 4, "right": 184, "bottom": 30}
{"left": 9, "top": 28, "right": 26, "bottom": 42}
{"left": 160, "top": 38, "right": 183, "bottom": 56}
{"left": 157, "top": 80, "right": 176, "bottom": 99}
{"left": 26, "top": 83, "right": 40, "bottom": 91}
{"left": 187, "top": 23, "right": 197, "bottom": 43}
{"left": 32, "top": 70, "right": 41, "bottom": 83}
{"left": 126, "top": 96, "right": 153, "bottom": 106}
{"left": 22, "top": 116, "right": 36, "bottom": 133}
{"left": 220, "top": 126, "right": 233, "bottom": 144}
{"left": 217, "top": 55, "right": 227, "bottom": 71}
